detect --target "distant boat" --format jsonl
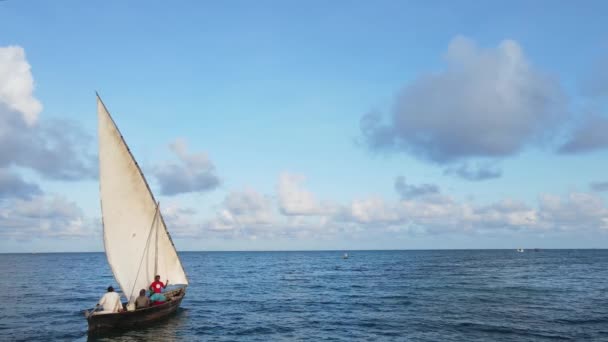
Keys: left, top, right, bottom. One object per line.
{"left": 516, "top": 248, "right": 525, "bottom": 253}
{"left": 342, "top": 253, "right": 349, "bottom": 259}
{"left": 86, "top": 95, "right": 189, "bottom": 333}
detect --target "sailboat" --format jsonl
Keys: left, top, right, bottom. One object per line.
{"left": 86, "top": 95, "right": 189, "bottom": 333}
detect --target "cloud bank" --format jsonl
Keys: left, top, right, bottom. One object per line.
{"left": 278, "top": 173, "right": 329, "bottom": 216}
{"left": 0, "top": 195, "right": 96, "bottom": 239}
{"left": 0, "top": 45, "right": 97, "bottom": 242}
{"left": 164, "top": 172, "right": 608, "bottom": 242}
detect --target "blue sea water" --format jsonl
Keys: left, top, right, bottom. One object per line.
{"left": 1, "top": 250, "right": 607, "bottom": 341}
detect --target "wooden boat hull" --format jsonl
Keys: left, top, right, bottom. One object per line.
{"left": 87, "top": 287, "right": 186, "bottom": 334}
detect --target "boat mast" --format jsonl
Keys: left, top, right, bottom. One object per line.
{"left": 128, "top": 202, "right": 160, "bottom": 300}
{"left": 155, "top": 203, "right": 159, "bottom": 277}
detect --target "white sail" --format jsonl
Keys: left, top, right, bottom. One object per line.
{"left": 97, "top": 95, "right": 188, "bottom": 304}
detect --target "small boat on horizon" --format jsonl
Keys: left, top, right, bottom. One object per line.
{"left": 342, "top": 252, "right": 349, "bottom": 259}
{"left": 516, "top": 248, "right": 525, "bottom": 253}
{"left": 85, "top": 95, "right": 189, "bottom": 334}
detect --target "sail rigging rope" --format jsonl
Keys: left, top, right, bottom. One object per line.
{"left": 127, "top": 202, "right": 160, "bottom": 302}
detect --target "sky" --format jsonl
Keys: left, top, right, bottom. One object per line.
{"left": 0, "top": 0, "right": 607, "bottom": 252}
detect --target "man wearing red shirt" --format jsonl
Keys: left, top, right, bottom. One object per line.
{"left": 149, "top": 275, "right": 169, "bottom": 294}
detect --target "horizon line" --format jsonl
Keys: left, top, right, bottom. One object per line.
{"left": 2, "top": 247, "right": 607, "bottom": 254}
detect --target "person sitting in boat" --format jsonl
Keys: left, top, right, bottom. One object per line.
{"left": 96, "top": 286, "right": 122, "bottom": 314}
{"left": 150, "top": 292, "right": 167, "bottom": 305}
{"left": 149, "top": 275, "right": 169, "bottom": 294}
{"left": 135, "top": 289, "right": 150, "bottom": 309}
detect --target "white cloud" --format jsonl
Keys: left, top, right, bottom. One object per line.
{"left": 337, "top": 190, "right": 607, "bottom": 235}
{"left": 346, "top": 197, "right": 402, "bottom": 224}
{"left": 278, "top": 172, "right": 334, "bottom": 216}
{"left": 190, "top": 178, "right": 342, "bottom": 240}
{"left": 361, "top": 36, "right": 566, "bottom": 168}
{"left": 0, "top": 45, "right": 95, "bottom": 181}
{"left": 154, "top": 138, "right": 220, "bottom": 196}
{"left": 538, "top": 193, "right": 608, "bottom": 231}
{"left": 161, "top": 204, "right": 202, "bottom": 238}
{"left": 0, "top": 195, "right": 96, "bottom": 239}
{"left": 0, "top": 46, "right": 42, "bottom": 126}
{"left": 190, "top": 188, "right": 278, "bottom": 237}
{"left": 223, "top": 188, "right": 274, "bottom": 225}
{"left": 160, "top": 190, "right": 276, "bottom": 239}
{"left": 337, "top": 194, "right": 473, "bottom": 234}
{"left": 0, "top": 45, "right": 98, "bottom": 244}
{"left": 468, "top": 199, "right": 538, "bottom": 230}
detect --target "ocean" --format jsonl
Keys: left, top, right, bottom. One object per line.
{"left": 1, "top": 250, "right": 607, "bottom": 341}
